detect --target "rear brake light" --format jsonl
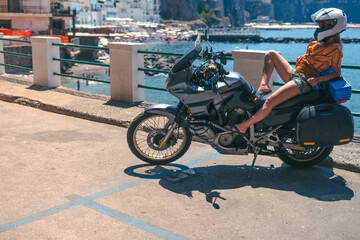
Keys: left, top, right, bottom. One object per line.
{"left": 337, "top": 101, "right": 347, "bottom": 104}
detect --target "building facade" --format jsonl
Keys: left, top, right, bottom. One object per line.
{"left": 0, "top": 0, "right": 161, "bottom": 35}
{"left": 0, "top": 0, "right": 51, "bottom": 33}
{"left": 0, "top": 0, "right": 78, "bottom": 35}
{"left": 101, "top": 0, "right": 160, "bottom": 23}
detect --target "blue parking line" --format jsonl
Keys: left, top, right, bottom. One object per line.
{"left": 0, "top": 199, "right": 83, "bottom": 233}
{"left": 176, "top": 147, "right": 214, "bottom": 163}
{"left": 0, "top": 148, "right": 221, "bottom": 235}
{"left": 87, "top": 152, "right": 222, "bottom": 201}
{"left": 184, "top": 152, "right": 222, "bottom": 168}
{"left": 84, "top": 201, "right": 187, "bottom": 240}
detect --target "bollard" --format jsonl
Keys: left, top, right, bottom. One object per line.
{"left": 108, "top": 42, "right": 145, "bottom": 103}
{"left": 30, "top": 36, "right": 61, "bottom": 88}
{"left": 0, "top": 33, "right": 4, "bottom": 74}
{"left": 232, "top": 50, "right": 279, "bottom": 91}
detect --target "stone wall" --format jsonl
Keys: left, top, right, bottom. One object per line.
{"left": 4, "top": 45, "right": 32, "bottom": 74}
{"left": 73, "top": 36, "right": 99, "bottom": 61}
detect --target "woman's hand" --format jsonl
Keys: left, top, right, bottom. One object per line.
{"left": 307, "top": 77, "right": 319, "bottom": 87}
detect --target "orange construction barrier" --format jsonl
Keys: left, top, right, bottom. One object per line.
{"left": 49, "top": 35, "right": 69, "bottom": 43}
{"left": 0, "top": 29, "right": 31, "bottom": 37}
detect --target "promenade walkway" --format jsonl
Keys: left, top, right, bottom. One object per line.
{"left": 0, "top": 75, "right": 360, "bottom": 239}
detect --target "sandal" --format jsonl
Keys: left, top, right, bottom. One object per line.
{"left": 256, "top": 89, "right": 272, "bottom": 99}
{"left": 226, "top": 124, "right": 245, "bottom": 135}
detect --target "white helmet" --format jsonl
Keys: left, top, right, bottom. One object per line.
{"left": 311, "top": 8, "right": 347, "bottom": 41}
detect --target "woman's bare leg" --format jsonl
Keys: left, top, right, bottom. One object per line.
{"left": 258, "top": 50, "right": 294, "bottom": 92}
{"left": 235, "top": 81, "right": 301, "bottom": 133}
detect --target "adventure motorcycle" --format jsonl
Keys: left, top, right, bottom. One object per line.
{"left": 127, "top": 30, "right": 354, "bottom": 177}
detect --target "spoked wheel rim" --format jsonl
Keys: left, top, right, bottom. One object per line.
{"left": 281, "top": 137, "right": 326, "bottom": 162}
{"left": 132, "top": 115, "right": 188, "bottom": 161}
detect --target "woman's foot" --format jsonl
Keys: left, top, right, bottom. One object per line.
{"left": 225, "top": 123, "right": 247, "bottom": 134}
{"left": 255, "top": 85, "right": 272, "bottom": 101}
{"left": 257, "top": 84, "right": 271, "bottom": 92}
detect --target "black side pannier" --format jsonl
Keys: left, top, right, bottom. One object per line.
{"left": 296, "top": 104, "right": 354, "bottom": 147}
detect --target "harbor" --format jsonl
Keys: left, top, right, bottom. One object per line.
{"left": 2, "top": 26, "right": 360, "bottom": 134}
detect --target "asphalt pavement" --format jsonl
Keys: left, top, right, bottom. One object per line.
{"left": 1, "top": 74, "right": 360, "bottom": 239}
{"left": 1, "top": 96, "right": 360, "bottom": 239}
{"left": 1, "top": 74, "right": 359, "bottom": 173}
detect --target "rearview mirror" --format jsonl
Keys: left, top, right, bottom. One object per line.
{"left": 195, "top": 34, "right": 201, "bottom": 51}
{"left": 205, "top": 27, "right": 210, "bottom": 41}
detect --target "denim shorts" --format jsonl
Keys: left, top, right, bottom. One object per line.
{"left": 290, "top": 70, "right": 312, "bottom": 95}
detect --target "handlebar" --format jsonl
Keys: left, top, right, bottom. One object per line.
{"left": 223, "top": 78, "right": 231, "bottom": 88}
{"left": 211, "top": 75, "right": 218, "bottom": 94}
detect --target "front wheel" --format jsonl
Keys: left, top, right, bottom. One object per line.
{"left": 127, "top": 112, "right": 192, "bottom": 165}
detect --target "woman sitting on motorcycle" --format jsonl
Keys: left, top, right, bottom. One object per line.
{"left": 228, "top": 8, "right": 347, "bottom": 134}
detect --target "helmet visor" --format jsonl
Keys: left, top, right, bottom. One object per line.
{"left": 317, "top": 21, "right": 331, "bottom": 30}
{"left": 311, "top": 8, "right": 326, "bottom": 22}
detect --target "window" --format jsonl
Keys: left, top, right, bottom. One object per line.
{"left": 0, "top": 20, "right": 11, "bottom": 28}
{"left": 8, "top": 0, "right": 22, "bottom": 12}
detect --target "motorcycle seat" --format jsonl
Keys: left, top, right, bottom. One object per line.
{"left": 259, "top": 87, "right": 323, "bottom": 109}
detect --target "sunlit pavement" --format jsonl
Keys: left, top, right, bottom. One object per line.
{"left": 1, "top": 101, "right": 360, "bottom": 239}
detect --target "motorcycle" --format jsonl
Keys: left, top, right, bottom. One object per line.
{"left": 127, "top": 29, "right": 354, "bottom": 177}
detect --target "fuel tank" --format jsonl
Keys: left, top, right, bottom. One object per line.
{"left": 167, "top": 70, "right": 256, "bottom": 117}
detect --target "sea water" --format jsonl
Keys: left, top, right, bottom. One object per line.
{"left": 61, "top": 29, "right": 360, "bottom": 133}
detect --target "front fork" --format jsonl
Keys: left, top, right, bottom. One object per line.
{"left": 160, "top": 102, "right": 187, "bottom": 147}
{"left": 160, "top": 122, "right": 179, "bottom": 147}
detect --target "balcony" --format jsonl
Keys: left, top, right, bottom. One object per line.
{"left": 0, "top": 0, "right": 51, "bottom": 14}
{"left": 51, "top": 4, "right": 76, "bottom": 17}
{"left": 0, "top": 6, "right": 50, "bottom": 14}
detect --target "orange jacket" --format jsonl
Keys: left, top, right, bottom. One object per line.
{"left": 295, "top": 41, "right": 343, "bottom": 78}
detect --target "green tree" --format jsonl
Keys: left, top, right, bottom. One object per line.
{"left": 198, "top": 4, "right": 220, "bottom": 26}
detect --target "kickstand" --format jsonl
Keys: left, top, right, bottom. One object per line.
{"left": 248, "top": 148, "right": 260, "bottom": 178}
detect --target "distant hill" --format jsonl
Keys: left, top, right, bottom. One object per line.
{"left": 160, "top": 0, "right": 200, "bottom": 21}
{"left": 160, "top": 0, "right": 360, "bottom": 26}
{"left": 272, "top": 0, "right": 360, "bottom": 23}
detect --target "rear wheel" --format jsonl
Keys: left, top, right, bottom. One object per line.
{"left": 127, "top": 113, "right": 192, "bottom": 165}
{"left": 276, "top": 137, "right": 333, "bottom": 168}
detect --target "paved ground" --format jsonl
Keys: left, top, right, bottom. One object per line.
{"left": 1, "top": 75, "right": 360, "bottom": 239}
{"left": 0, "top": 100, "right": 360, "bottom": 239}
{"left": 1, "top": 75, "right": 360, "bottom": 172}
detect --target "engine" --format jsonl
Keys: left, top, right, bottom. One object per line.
{"left": 189, "top": 124, "right": 216, "bottom": 142}
{"left": 225, "top": 108, "right": 248, "bottom": 125}
{"left": 218, "top": 133, "right": 235, "bottom": 146}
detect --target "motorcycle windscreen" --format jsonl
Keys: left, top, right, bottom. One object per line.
{"left": 171, "top": 47, "right": 201, "bottom": 73}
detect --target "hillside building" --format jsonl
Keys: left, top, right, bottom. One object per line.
{"left": 0, "top": 0, "right": 51, "bottom": 33}
{"left": 0, "top": 0, "right": 76, "bottom": 35}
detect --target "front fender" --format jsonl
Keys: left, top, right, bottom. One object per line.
{"left": 145, "top": 104, "right": 178, "bottom": 123}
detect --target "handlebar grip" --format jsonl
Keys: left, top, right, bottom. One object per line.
{"left": 212, "top": 78, "right": 218, "bottom": 94}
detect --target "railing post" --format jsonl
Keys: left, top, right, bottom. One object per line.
{"left": 30, "top": 36, "right": 61, "bottom": 87}
{"left": 232, "top": 50, "right": 279, "bottom": 91}
{"left": 0, "top": 33, "right": 5, "bottom": 74}
{"left": 108, "top": 42, "right": 145, "bottom": 103}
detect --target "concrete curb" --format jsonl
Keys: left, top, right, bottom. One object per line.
{"left": 320, "top": 158, "right": 360, "bottom": 174}
{"left": 0, "top": 93, "right": 131, "bottom": 128}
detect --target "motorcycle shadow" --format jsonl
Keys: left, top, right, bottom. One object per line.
{"left": 124, "top": 163, "right": 354, "bottom": 205}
